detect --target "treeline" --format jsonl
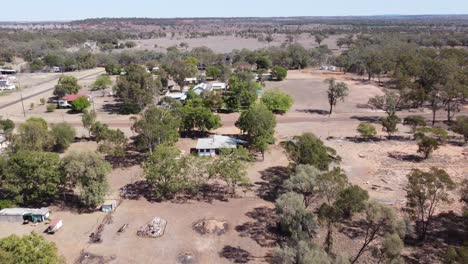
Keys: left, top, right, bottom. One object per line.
{"left": 0, "top": 29, "right": 130, "bottom": 63}
{"left": 335, "top": 34, "right": 468, "bottom": 124}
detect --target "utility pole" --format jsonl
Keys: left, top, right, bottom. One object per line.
{"left": 18, "top": 80, "right": 26, "bottom": 118}
{"left": 20, "top": 92, "right": 26, "bottom": 117}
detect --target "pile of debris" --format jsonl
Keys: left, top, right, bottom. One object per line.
{"left": 137, "top": 217, "right": 167, "bottom": 238}
{"left": 193, "top": 219, "right": 228, "bottom": 236}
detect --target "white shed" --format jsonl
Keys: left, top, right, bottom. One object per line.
{"left": 210, "top": 82, "right": 227, "bottom": 91}
{"left": 101, "top": 200, "right": 118, "bottom": 213}
{"left": 0, "top": 208, "right": 49, "bottom": 222}
{"left": 196, "top": 135, "right": 246, "bottom": 156}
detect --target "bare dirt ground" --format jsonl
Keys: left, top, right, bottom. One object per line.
{"left": 0, "top": 68, "right": 466, "bottom": 263}
{"left": 127, "top": 34, "right": 341, "bottom": 54}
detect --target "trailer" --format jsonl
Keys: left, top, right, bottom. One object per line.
{"left": 47, "top": 219, "right": 63, "bottom": 234}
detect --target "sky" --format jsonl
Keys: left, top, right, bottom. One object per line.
{"left": 1, "top": 0, "right": 468, "bottom": 21}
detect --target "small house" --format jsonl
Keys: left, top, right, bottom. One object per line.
{"left": 210, "top": 82, "right": 227, "bottom": 91}
{"left": 101, "top": 200, "right": 117, "bottom": 213}
{"left": 47, "top": 219, "right": 63, "bottom": 234}
{"left": 164, "top": 91, "right": 187, "bottom": 102}
{"left": 237, "top": 64, "right": 256, "bottom": 71}
{"left": 0, "top": 208, "right": 49, "bottom": 223}
{"left": 192, "top": 83, "right": 210, "bottom": 95}
{"left": 196, "top": 135, "right": 246, "bottom": 156}
{"left": 184, "top": 77, "right": 198, "bottom": 85}
{"left": 62, "top": 94, "right": 91, "bottom": 103}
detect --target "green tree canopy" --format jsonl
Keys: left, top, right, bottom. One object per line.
{"left": 271, "top": 66, "right": 288, "bottom": 81}
{"left": 275, "top": 192, "right": 318, "bottom": 242}
{"left": 357, "top": 122, "right": 377, "bottom": 140}
{"left": 92, "top": 74, "right": 112, "bottom": 90}
{"left": 143, "top": 144, "right": 185, "bottom": 199}
{"left": 71, "top": 96, "right": 91, "bottom": 112}
{"left": 181, "top": 103, "right": 221, "bottom": 134}
{"left": 166, "top": 60, "right": 198, "bottom": 89}
{"left": 452, "top": 116, "right": 468, "bottom": 143}
{"left": 114, "top": 64, "right": 161, "bottom": 114}
{"left": 0, "top": 233, "right": 64, "bottom": 264}
{"left": 209, "top": 147, "right": 251, "bottom": 195}
{"left": 284, "top": 133, "right": 338, "bottom": 170}
{"left": 225, "top": 73, "right": 259, "bottom": 111}
{"left": 53, "top": 75, "right": 81, "bottom": 97}
{"left": 62, "top": 152, "right": 111, "bottom": 208}
{"left": 261, "top": 89, "right": 293, "bottom": 114}
{"left": 325, "top": 78, "right": 349, "bottom": 115}
{"left": 12, "top": 117, "right": 53, "bottom": 152}
{"left": 50, "top": 122, "right": 76, "bottom": 152}
{"left": 131, "top": 106, "right": 181, "bottom": 152}
{"left": 2, "top": 151, "right": 61, "bottom": 205}
{"left": 205, "top": 66, "right": 222, "bottom": 80}
{"left": 236, "top": 103, "right": 276, "bottom": 158}
{"left": 284, "top": 164, "right": 322, "bottom": 207}
{"left": 405, "top": 167, "right": 455, "bottom": 241}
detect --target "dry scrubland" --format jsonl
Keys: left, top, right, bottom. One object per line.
{"left": 0, "top": 67, "right": 466, "bottom": 263}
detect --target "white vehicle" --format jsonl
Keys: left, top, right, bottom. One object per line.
{"left": 57, "top": 100, "right": 72, "bottom": 108}
{"left": 0, "top": 80, "right": 16, "bottom": 90}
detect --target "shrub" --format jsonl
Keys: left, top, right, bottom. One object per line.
{"left": 50, "top": 123, "right": 76, "bottom": 152}
{"left": 357, "top": 122, "right": 377, "bottom": 140}
{"left": 39, "top": 98, "right": 46, "bottom": 105}
{"left": 271, "top": 66, "right": 288, "bottom": 81}
{"left": 261, "top": 89, "right": 293, "bottom": 114}
{"left": 381, "top": 114, "right": 401, "bottom": 137}
{"left": 452, "top": 116, "right": 468, "bottom": 143}
{"left": 46, "top": 104, "right": 56, "bottom": 112}
{"left": 404, "top": 115, "right": 426, "bottom": 131}
{"left": 71, "top": 97, "right": 91, "bottom": 112}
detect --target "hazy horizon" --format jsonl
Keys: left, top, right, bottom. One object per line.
{"left": 1, "top": 0, "right": 468, "bottom": 22}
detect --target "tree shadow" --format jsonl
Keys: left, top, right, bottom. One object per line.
{"left": 104, "top": 150, "right": 145, "bottom": 169}
{"left": 339, "top": 219, "right": 369, "bottom": 240}
{"left": 53, "top": 192, "right": 97, "bottom": 215}
{"left": 101, "top": 102, "right": 122, "bottom": 114}
{"left": 119, "top": 181, "right": 230, "bottom": 203}
{"left": 235, "top": 206, "right": 281, "bottom": 248}
{"left": 404, "top": 211, "right": 466, "bottom": 263}
{"left": 424, "top": 211, "right": 465, "bottom": 246}
{"left": 219, "top": 246, "right": 253, "bottom": 263}
{"left": 180, "top": 130, "right": 212, "bottom": 139}
{"left": 256, "top": 166, "right": 291, "bottom": 202}
{"left": 296, "top": 109, "right": 329, "bottom": 115}
{"left": 350, "top": 115, "right": 382, "bottom": 123}
{"left": 387, "top": 151, "right": 424, "bottom": 162}
{"left": 76, "top": 250, "right": 117, "bottom": 264}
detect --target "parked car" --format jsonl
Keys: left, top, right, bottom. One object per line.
{"left": 57, "top": 100, "right": 71, "bottom": 108}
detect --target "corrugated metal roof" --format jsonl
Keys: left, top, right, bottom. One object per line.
{"left": 196, "top": 135, "right": 245, "bottom": 150}
{"left": 0, "top": 208, "right": 49, "bottom": 216}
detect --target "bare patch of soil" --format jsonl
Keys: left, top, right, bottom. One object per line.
{"left": 193, "top": 219, "right": 229, "bottom": 236}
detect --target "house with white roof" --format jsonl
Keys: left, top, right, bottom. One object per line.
{"left": 196, "top": 135, "right": 246, "bottom": 156}
{"left": 192, "top": 83, "right": 211, "bottom": 95}
{"left": 184, "top": 77, "right": 198, "bottom": 84}
{"left": 164, "top": 91, "right": 187, "bottom": 102}
{"left": 210, "top": 82, "right": 227, "bottom": 91}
